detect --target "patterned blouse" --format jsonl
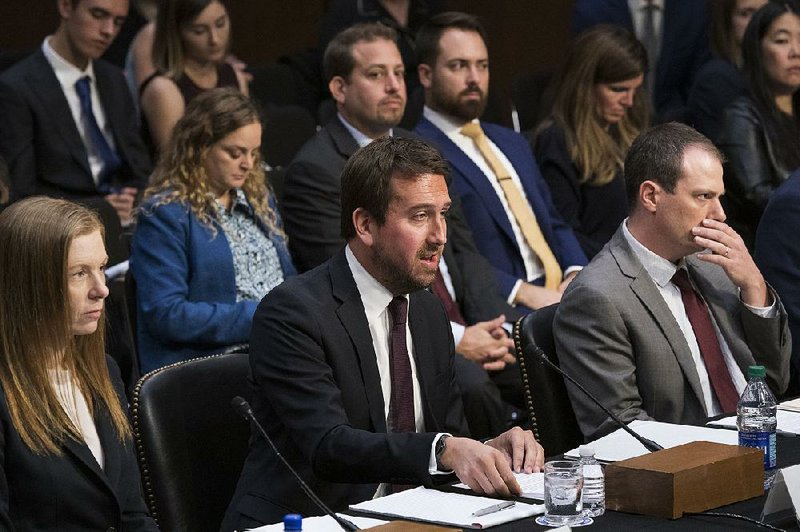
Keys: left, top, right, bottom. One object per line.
{"left": 216, "top": 189, "right": 284, "bottom": 301}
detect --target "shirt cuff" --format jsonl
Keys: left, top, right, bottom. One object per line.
{"left": 564, "top": 266, "right": 583, "bottom": 278}
{"left": 429, "top": 433, "right": 453, "bottom": 475}
{"left": 741, "top": 286, "right": 778, "bottom": 318}
{"left": 507, "top": 279, "right": 524, "bottom": 306}
{"left": 451, "top": 322, "right": 466, "bottom": 349}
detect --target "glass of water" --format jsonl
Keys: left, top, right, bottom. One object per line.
{"left": 536, "top": 460, "right": 590, "bottom": 527}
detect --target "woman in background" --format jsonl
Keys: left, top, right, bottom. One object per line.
{"left": 0, "top": 197, "right": 157, "bottom": 531}
{"left": 687, "top": 0, "right": 767, "bottom": 143}
{"left": 131, "top": 88, "right": 295, "bottom": 374}
{"left": 140, "top": 0, "right": 248, "bottom": 152}
{"left": 532, "top": 25, "right": 648, "bottom": 258}
{"left": 718, "top": 0, "right": 800, "bottom": 242}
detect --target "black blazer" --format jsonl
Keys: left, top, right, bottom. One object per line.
{"left": 221, "top": 250, "right": 470, "bottom": 530}
{"left": 281, "top": 116, "right": 520, "bottom": 322}
{"left": 0, "top": 50, "right": 151, "bottom": 201}
{"left": 0, "top": 357, "right": 157, "bottom": 531}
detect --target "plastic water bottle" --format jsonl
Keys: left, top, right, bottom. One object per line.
{"left": 737, "top": 365, "right": 778, "bottom": 489}
{"left": 283, "top": 513, "right": 302, "bottom": 531}
{"left": 578, "top": 445, "right": 605, "bottom": 517}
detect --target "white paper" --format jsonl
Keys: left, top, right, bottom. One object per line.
{"left": 564, "top": 420, "right": 739, "bottom": 462}
{"left": 707, "top": 409, "right": 800, "bottom": 435}
{"left": 763, "top": 464, "right": 800, "bottom": 521}
{"left": 349, "top": 486, "right": 544, "bottom": 529}
{"left": 246, "top": 513, "right": 387, "bottom": 531}
{"left": 779, "top": 398, "right": 800, "bottom": 413}
{"left": 454, "top": 472, "right": 544, "bottom": 499}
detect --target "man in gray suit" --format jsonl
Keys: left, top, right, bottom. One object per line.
{"left": 555, "top": 122, "right": 790, "bottom": 439}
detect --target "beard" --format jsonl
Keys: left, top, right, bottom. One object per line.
{"left": 430, "top": 83, "right": 487, "bottom": 121}
{"left": 370, "top": 239, "right": 442, "bottom": 295}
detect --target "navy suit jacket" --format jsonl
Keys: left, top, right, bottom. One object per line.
{"left": 755, "top": 170, "right": 800, "bottom": 391}
{"left": 221, "top": 250, "right": 469, "bottom": 529}
{"left": 571, "top": 0, "right": 710, "bottom": 122}
{"left": 0, "top": 50, "right": 151, "bottom": 201}
{"left": 0, "top": 357, "right": 157, "bottom": 531}
{"left": 415, "top": 117, "right": 587, "bottom": 299}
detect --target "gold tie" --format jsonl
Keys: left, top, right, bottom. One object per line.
{"left": 460, "top": 122, "right": 562, "bottom": 290}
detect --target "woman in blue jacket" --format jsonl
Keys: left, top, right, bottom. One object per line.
{"left": 131, "top": 88, "right": 296, "bottom": 373}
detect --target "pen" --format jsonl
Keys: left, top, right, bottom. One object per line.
{"left": 471, "top": 501, "right": 515, "bottom": 517}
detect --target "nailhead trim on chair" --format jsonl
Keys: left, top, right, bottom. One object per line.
{"left": 130, "top": 344, "right": 248, "bottom": 527}
{"left": 513, "top": 318, "right": 540, "bottom": 441}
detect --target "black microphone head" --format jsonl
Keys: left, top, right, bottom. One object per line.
{"left": 231, "top": 396, "right": 252, "bottom": 419}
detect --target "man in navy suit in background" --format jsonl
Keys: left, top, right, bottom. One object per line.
{"left": 414, "top": 12, "right": 587, "bottom": 312}
{"left": 571, "top": 0, "right": 710, "bottom": 123}
{"left": 0, "top": 0, "right": 151, "bottom": 233}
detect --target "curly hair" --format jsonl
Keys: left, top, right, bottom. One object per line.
{"left": 143, "top": 88, "right": 281, "bottom": 236}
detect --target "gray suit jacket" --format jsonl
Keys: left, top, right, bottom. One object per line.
{"left": 555, "top": 227, "right": 791, "bottom": 439}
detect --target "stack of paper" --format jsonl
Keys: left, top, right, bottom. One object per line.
{"left": 707, "top": 408, "right": 800, "bottom": 435}
{"left": 564, "top": 420, "right": 738, "bottom": 462}
{"left": 454, "top": 471, "right": 544, "bottom": 499}
{"left": 246, "top": 514, "right": 387, "bottom": 531}
{"left": 349, "top": 486, "right": 544, "bottom": 529}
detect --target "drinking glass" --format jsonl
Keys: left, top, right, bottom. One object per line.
{"left": 536, "top": 460, "right": 588, "bottom": 527}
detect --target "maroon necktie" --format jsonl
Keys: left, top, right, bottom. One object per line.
{"left": 671, "top": 269, "right": 740, "bottom": 413}
{"left": 430, "top": 270, "right": 467, "bottom": 326}
{"left": 387, "top": 296, "right": 415, "bottom": 433}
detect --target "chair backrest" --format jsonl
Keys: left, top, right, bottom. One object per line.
{"left": 131, "top": 352, "right": 251, "bottom": 532}
{"left": 513, "top": 304, "right": 583, "bottom": 456}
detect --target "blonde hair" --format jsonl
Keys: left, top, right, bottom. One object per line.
{"left": 544, "top": 25, "right": 649, "bottom": 186}
{"left": 144, "top": 88, "right": 280, "bottom": 235}
{"left": 0, "top": 197, "right": 131, "bottom": 454}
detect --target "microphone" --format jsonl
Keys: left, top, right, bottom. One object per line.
{"left": 231, "top": 397, "right": 359, "bottom": 531}
{"left": 525, "top": 344, "right": 664, "bottom": 453}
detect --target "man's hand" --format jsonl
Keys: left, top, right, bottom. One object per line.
{"left": 559, "top": 270, "right": 579, "bottom": 293}
{"left": 514, "top": 282, "right": 562, "bottom": 310}
{"left": 485, "top": 426, "right": 545, "bottom": 474}
{"left": 456, "top": 315, "right": 515, "bottom": 371}
{"left": 693, "top": 219, "right": 770, "bottom": 306}
{"left": 438, "top": 437, "right": 521, "bottom": 496}
{"left": 105, "top": 187, "right": 138, "bottom": 226}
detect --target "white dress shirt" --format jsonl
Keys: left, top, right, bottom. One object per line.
{"left": 42, "top": 37, "right": 118, "bottom": 185}
{"left": 48, "top": 368, "right": 105, "bottom": 470}
{"left": 628, "top": 0, "right": 664, "bottom": 45}
{"left": 622, "top": 220, "right": 775, "bottom": 416}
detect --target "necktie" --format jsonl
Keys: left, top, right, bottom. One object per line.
{"left": 75, "top": 76, "right": 121, "bottom": 192}
{"left": 430, "top": 270, "right": 466, "bottom": 326}
{"left": 641, "top": 0, "right": 660, "bottom": 100}
{"left": 387, "top": 296, "right": 415, "bottom": 433}
{"left": 672, "top": 269, "right": 740, "bottom": 413}
{"left": 460, "top": 122, "right": 562, "bottom": 290}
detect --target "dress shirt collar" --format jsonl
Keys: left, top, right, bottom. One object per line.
{"left": 42, "top": 36, "right": 95, "bottom": 85}
{"left": 423, "top": 105, "right": 476, "bottom": 137}
{"left": 214, "top": 188, "right": 251, "bottom": 215}
{"left": 345, "top": 244, "right": 407, "bottom": 320}
{"left": 629, "top": 0, "right": 663, "bottom": 11}
{"left": 337, "top": 113, "right": 393, "bottom": 148}
{"left": 622, "top": 218, "right": 687, "bottom": 288}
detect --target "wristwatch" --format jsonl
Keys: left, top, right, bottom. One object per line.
{"left": 435, "top": 434, "right": 451, "bottom": 470}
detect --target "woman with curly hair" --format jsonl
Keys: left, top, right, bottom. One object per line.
{"left": 0, "top": 197, "right": 157, "bottom": 530}
{"left": 131, "top": 88, "right": 295, "bottom": 373}
{"left": 532, "top": 25, "right": 648, "bottom": 258}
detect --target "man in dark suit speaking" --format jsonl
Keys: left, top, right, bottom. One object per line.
{"left": 222, "top": 137, "right": 543, "bottom": 531}
{"left": 555, "top": 123, "right": 790, "bottom": 440}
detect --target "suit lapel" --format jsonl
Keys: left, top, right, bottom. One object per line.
{"left": 610, "top": 231, "right": 706, "bottom": 407}
{"left": 26, "top": 51, "right": 93, "bottom": 179}
{"left": 330, "top": 251, "right": 388, "bottom": 433}
{"left": 327, "top": 116, "right": 361, "bottom": 161}
{"left": 416, "top": 118, "right": 518, "bottom": 244}
{"left": 407, "top": 291, "right": 439, "bottom": 430}
{"left": 94, "top": 63, "right": 125, "bottom": 170}
{"left": 62, "top": 413, "right": 117, "bottom": 500}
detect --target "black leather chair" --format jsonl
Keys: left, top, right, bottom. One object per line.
{"left": 513, "top": 304, "right": 583, "bottom": 456}
{"left": 131, "top": 351, "right": 251, "bottom": 532}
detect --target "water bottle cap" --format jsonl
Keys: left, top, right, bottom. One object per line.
{"left": 747, "top": 365, "right": 766, "bottom": 378}
{"left": 283, "top": 513, "right": 302, "bottom": 530}
{"left": 578, "top": 445, "right": 596, "bottom": 457}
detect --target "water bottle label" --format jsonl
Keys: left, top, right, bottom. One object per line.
{"left": 583, "top": 464, "right": 603, "bottom": 477}
{"left": 739, "top": 431, "right": 777, "bottom": 469}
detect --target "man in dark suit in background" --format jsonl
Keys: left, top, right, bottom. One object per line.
{"left": 222, "top": 137, "right": 543, "bottom": 531}
{"left": 415, "top": 12, "right": 587, "bottom": 312}
{"left": 755, "top": 170, "right": 800, "bottom": 395}
{"left": 0, "top": 0, "right": 151, "bottom": 235}
{"left": 282, "top": 23, "right": 526, "bottom": 438}
{"left": 556, "top": 123, "right": 789, "bottom": 439}
{"left": 571, "top": 0, "right": 710, "bottom": 123}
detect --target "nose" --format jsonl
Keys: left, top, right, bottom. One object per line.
{"left": 99, "top": 17, "right": 115, "bottom": 37}
{"left": 429, "top": 213, "right": 447, "bottom": 245}
{"left": 710, "top": 198, "right": 726, "bottom": 223}
{"left": 240, "top": 153, "right": 254, "bottom": 171}
{"left": 209, "top": 28, "right": 220, "bottom": 46}
{"left": 90, "top": 274, "right": 110, "bottom": 301}
{"left": 385, "top": 71, "right": 402, "bottom": 93}
{"left": 621, "top": 89, "right": 635, "bottom": 107}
